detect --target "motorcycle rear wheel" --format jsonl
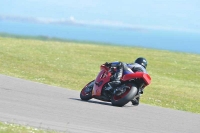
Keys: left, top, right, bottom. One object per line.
{"left": 80, "top": 80, "right": 94, "bottom": 101}
{"left": 111, "top": 83, "right": 138, "bottom": 107}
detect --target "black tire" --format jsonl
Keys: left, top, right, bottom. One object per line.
{"left": 111, "top": 83, "right": 138, "bottom": 107}
{"left": 80, "top": 80, "right": 94, "bottom": 101}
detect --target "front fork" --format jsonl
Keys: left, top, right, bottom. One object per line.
{"left": 85, "top": 81, "right": 95, "bottom": 93}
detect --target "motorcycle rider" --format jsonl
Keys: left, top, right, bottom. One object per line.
{"left": 104, "top": 57, "right": 148, "bottom": 106}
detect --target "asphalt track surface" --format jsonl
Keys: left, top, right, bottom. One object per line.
{"left": 0, "top": 74, "right": 200, "bottom": 133}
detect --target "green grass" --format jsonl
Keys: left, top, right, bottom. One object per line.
{"left": 0, "top": 122, "right": 58, "bottom": 133}
{"left": 0, "top": 36, "right": 200, "bottom": 115}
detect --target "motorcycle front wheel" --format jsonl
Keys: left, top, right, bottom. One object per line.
{"left": 111, "top": 83, "right": 138, "bottom": 107}
{"left": 80, "top": 80, "right": 94, "bottom": 101}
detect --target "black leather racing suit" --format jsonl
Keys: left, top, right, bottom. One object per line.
{"left": 108, "top": 61, "right": 147, "bottom": 81}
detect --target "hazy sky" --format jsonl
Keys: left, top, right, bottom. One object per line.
{"left": 1, "top": 0, "right": 200, "bottom": 33}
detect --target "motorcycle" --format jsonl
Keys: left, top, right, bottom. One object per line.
{"left": 80, "top": 64, "right": 151, "bottom": 107}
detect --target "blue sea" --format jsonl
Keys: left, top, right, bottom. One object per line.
{"left": 0, "top": 20, "right": 200, "bottom": 54}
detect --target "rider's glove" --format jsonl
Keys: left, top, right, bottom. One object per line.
{"left": 104, "top": 62, "right": 111, "bottom": 67}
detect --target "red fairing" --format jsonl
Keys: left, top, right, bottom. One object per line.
{"left": 92, "top": 65, "right": 111, "bottom": 96}
{"left": 100, "top": 65, "right": 109, "bottom": 71}
{"left": 121, "top": 72, "right": 151, "bottom": 85}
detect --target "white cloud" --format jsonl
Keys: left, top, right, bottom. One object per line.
{"left": 69, "top": 16, "right": 75, "bottom": 22}
{"left": 0, "top": 15, "right": 199, "bottom": 33}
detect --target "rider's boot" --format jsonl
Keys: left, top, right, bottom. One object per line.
{"left": 108, "top": 80, "right": 121, "bottom": 87}
{"left": 131, "top": 97, "right": 140, "bottom": 106}
{"left": 105, "top": 80, "right": 121, "bottom": 91}
{"left": 105, "top": 67, "right": 123, "bottom": 91}
{"left": 131, "top": 88, "right": 145, "bottom": 106}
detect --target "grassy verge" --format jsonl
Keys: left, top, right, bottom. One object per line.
{"left": 0, "top": 122, "right": 58, "bottom": 133}
{"left": 0, "top": 36, "right": 200, "bottom": 114}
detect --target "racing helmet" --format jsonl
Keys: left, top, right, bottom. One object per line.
{"left": 135, "top": 57, "right": 147, "bottom": 68}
